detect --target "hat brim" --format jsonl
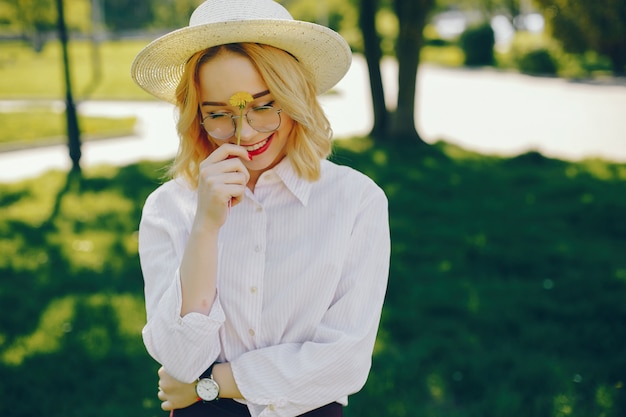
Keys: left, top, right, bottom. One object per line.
{"left": 131, "top": 19, "right": 352, "bottom": 104}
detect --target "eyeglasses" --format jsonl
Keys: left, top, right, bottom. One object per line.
{"left": 201, "top": 106, "right": 283, "bottom": 141}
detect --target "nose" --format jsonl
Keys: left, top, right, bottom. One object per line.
{"left": 234, "top": 115, "right": 256, "bottom": 143}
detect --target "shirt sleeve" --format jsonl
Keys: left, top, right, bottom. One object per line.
{"left": 138, "top": 184, "right": 225, "bottom": 383}
{"left": 231, "top": 183, "right": 391, "bottom": 417}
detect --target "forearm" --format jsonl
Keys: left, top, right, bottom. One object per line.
{"left": 213, "top": 362, "right": 243, "bottom": 399}
{"left": 179, "top": 219, "right": 220, "bottom": 316}
{"left": 157, "top": 362, "right": 242, "bottom": 411}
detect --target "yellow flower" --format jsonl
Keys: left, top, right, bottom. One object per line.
{"left": 228, "top": 92, "right": 254, "bottom": 146}
{"left": 228, "top": 92, "right": 254, "bottom": 109}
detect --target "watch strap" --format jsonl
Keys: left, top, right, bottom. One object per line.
{"left": 200, "top": 363, "right": 216, "bottom": 380}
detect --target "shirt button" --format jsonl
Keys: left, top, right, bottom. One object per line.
{"left": 268, "top": 404, "right": 275, "bottom": 411}
{"left": 248, "top": 329, "right": 255, "bottom": 336}
{"left": 256, "top": 206, "right": 263, "bottom": 212}
{"left": 250, "top": 286, "right": 258, "bottom": 294}
{"left": 254, "top": 244, "right": 262, "bottom": 252}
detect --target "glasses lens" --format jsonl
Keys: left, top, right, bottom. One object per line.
{"left": 203, "top": 113, "right": 234, "bottom": 141}
{"left": 247, "top": 106, "right": 281, "bottom": 133}
{"left": 202, "top": 107, "right": 282, "bottom": 140}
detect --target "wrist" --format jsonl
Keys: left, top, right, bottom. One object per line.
{"left": 196, "top": 363, "right": 220, "bottom": 402}
{"left": 212, "top": 362, "right": 243, "bottom": 399}
{"left": 191, "top": 215, "right": 222, "bottom": 235}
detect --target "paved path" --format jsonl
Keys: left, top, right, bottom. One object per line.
{"left": 1, "top": 56, "right": 625, "bottom": 183}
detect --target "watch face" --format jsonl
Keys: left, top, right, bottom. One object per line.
{"left": 196, "top": 378, "right": 219, "bottom": 401}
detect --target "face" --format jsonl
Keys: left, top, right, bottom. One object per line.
{"left": 197, "top": 52, "right": 294, "bottom": 175}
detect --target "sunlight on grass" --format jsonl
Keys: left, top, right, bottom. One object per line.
{"left": 434, "top": 140, "right": 487, "bottom": 161}
{"left": 566, "top": 159, "right": 626, "bottom": 181}
{"left": 0, "top": 237, "right": 49, "bottom": 273}
{"left": 0, "top": 109, "right": 136, "bottom": 148}
{"left": 48, "top": 190, "right": 136, "bottom": 272}
{"left": 553, "top": 393, "right": 574, "bottom": 417}
{"left": 0, "top": 40, "right": 153, "bottom": 100}
{"left": 0, "top": 170, "right": 66, "bottom": 225}
{"left": 0, "top": 292, "right": 146, "bottom": 366}
{"left": 372, "top": 149, "right": 388, "bottom": 166}
{"left": 596, "top": 384, "right": 614, "bottom": 412}
{"left": 110, "top": 293, "right": 146, "bottom": 338}
{"left": 334, "top": 136, "right": 374, "bottom": 153}
{"left": 421, "top": 45, "right": 465, "bottom": 67}
{"left": 426, "top": 373, "right": 446, "bottom": 404}
{"left": 59, "top": 190, "right": 134, "bottom": 224}
{"left": 59, "top": 231, "right": 118, "bottom": 272}
{"left": 1, "top": 297, "right": 75, "bottom": 366}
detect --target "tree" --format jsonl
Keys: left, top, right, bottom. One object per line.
{"left": 103, "top": 0, "right": 153, "bottom": 31}
{"left": 358, "top": 0, "right": 435, "bottom": 144}
{"left": 390, "top": 0, "right": 434, "bottom": 142}
{"left": 359, "top": 0, "right": 387, "bottom": 138}
{"left": 534, "top": 0, "right": 626, "bottom": 75}
{"left": 56, "top": 0, "right": 81, "bottom": 172}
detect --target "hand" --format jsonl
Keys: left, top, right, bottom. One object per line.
{"left": 195, "top": 144, "right": 250, "bottom": 229}
{"left": 157, "top": 366, "right": 198, "bottom": 411}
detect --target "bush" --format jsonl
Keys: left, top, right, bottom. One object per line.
{"left": 504, "top": 32, "right": 611, "bottom": 79}
{"left": 517, "top": 48, "right": 558, "bottom": 76}
{"left": 460, "top": 23, "right": 495, "bottom": 67}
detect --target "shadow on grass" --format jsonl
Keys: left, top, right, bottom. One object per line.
{"left": 0, "top": 162, "right": 166, "bottom": 417}
{"left": 1, "top": 139, "right": 625, "bottom": 417}
{"left": 332, "top": 138, "right": 626, "bottom": 417}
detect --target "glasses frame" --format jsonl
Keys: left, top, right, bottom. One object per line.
{"left": 201, "top": 106, "right": 283, "bottom": 141}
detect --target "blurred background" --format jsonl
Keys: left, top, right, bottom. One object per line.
{"left": 0, "top": 0, "right": 625, "bottom": 416}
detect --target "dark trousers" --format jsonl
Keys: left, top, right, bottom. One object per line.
{"left": 172, "top": 399, "right": 343, "bottom": 417}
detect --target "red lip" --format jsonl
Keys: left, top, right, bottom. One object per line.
{"left": 247, "top": 133, "right": 274, "bottom": 157}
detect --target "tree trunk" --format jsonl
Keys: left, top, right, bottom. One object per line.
{"left": 359, "top": 0, "right": 388, "bottom": 139}
{"left": 56, "top": 0, "right": 82, "bottom": 173}
{"left": 389, "top": 0, "right": 433, "bottom": 144}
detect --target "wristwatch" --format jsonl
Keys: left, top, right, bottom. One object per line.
{"left": 196, "top": 364, "right": 220, "bottom": 402}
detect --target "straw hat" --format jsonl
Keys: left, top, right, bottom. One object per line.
{"left": 131, "top": 0, "right": 352, "bottom": 104}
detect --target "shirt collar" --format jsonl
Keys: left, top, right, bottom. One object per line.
{"left": 269, "top": 157, "right": 313, "bottom": 206}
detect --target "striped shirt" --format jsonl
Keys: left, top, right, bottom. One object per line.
{"left": 139, "top": 157, "right": 390, "bottom": 417}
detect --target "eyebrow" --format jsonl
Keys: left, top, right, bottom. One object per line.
{"left": 200, "top": 90, "right": 270, "bottom": 107}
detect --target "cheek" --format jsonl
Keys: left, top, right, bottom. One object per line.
{"left": 278, "top": 117, "right": 296, "bottom": 143}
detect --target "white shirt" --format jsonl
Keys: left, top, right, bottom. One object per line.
{"left": 139, "top": 157, "right": 390, "bottom": 417}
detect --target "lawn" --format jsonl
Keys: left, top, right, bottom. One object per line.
{"left": 0, "top": 40, "right": 146, "bottom": 148}
{"left": 0, "top": 107, "right": 136, "bottom": 150}
{"left": 0, "top": 39, "right": 153, "bottom": 100}
{"left": 0, "top": 137, "right": 624, "bottom": 417}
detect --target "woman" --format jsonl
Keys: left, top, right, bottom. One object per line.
{"left": 132, "top": 1, "right": 390, "bottom": 416}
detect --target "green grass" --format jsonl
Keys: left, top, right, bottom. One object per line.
{"left": 421, "top": 45, "right": 465, "bottom": 67}
{"left": 0, "top": 108, "right": 136, "bottom": 150}
{"left": 0, "top": 137, "right": 624, "bottom": 417}
{"left": 0, "top": 39, "right": 154, "bottom": 100}
{"left": 0, "top": 40, "right": 146, "bottom": 147}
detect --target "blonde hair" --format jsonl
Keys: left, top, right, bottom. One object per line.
{"left": 169, "top": 43, "right": 333, "bottom": 187}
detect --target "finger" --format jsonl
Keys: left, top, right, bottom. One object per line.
{"left": 198, "top": 174, "right": 249, "bottom": 203}
{"left": 205, "top": 143, "right": 250, "bottom": 163}
{"left": 199, "top": 158, "right": 250, "bottom": 185}
{"left": 161, "top": 400, "right": 173, "bottom": 411}
{"left": 223, "top": 184, "right": 247, "bottom": 205}
{"left": 219, "top": 171, "right": 249, "bottom": 186}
